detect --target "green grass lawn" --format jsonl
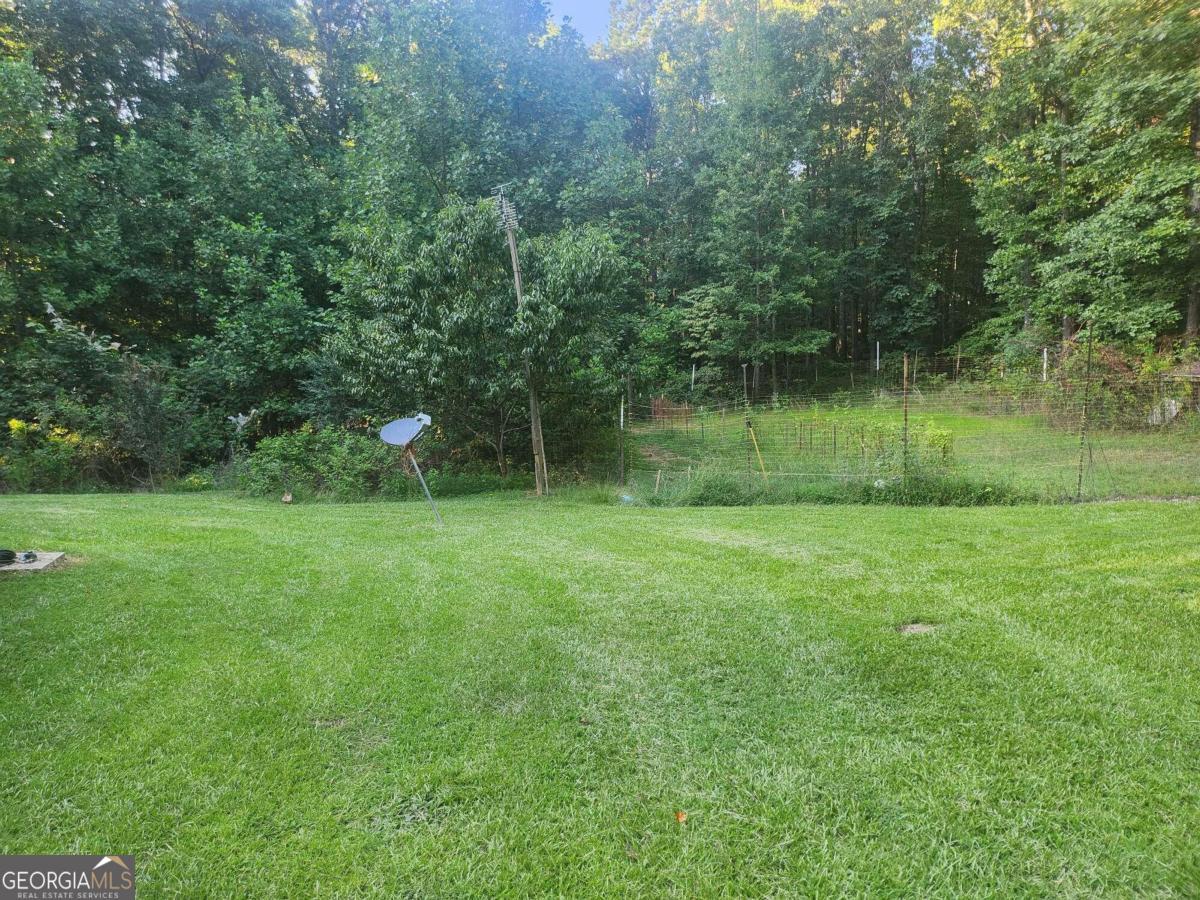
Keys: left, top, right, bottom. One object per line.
{"left": 632, "top": 401, "right": 1200, "bottom": 500}
{"left": 3, "top": 493, "right": 1200, "bottom": 896}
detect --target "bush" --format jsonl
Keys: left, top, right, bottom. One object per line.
{"left": 240, "top": 426, "right": 392, "bottom": 499}
{"left": 0, "top": 418, "right": 111, "bottom": 492}
{"left": 173, "top": 471, "right": 216, "bottom": 492}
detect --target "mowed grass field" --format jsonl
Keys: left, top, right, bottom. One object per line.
{"left": 2, "top": 493, "right": 1200, "bottom": 896}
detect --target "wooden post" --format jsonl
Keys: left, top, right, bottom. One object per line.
{"left": 748, "top": 423, "right": 769, "bottom": 484}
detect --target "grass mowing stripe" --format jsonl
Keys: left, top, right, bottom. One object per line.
{"left": 2, "top": 494, "right": 1199, "bottom": 895}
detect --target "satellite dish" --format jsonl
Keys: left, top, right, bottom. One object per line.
{"left": 380, "top": 413, "right": 431, "bottom": 449}
{"left": 379, "top": 413, "right": 442, "bottom": 526}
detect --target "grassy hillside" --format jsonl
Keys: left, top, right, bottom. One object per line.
{"left": 2, "top": 494, "right": 1199, "bottom": 895}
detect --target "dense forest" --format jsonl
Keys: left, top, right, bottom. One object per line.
{"left": 1, "top": 0, "right": 1197, "bottom": 486}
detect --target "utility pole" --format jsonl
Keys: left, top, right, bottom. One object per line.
{"left": 494, "top": 185, "right": 548, "bottom": 495}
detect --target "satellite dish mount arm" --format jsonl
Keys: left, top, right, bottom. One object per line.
{"left": 407, "top": 448, "right": 443, "bottom": 526}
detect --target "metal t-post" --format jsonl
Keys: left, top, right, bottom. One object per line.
{"left": 902, "top": 352, "right": 910, "bottom": 483}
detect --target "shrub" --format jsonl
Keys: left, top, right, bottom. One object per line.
{"left": 241, "top": 426, "right": 392, "bottom": 499}
{"left": 174, "top": 471, "right": 215, "bottom": 492}
{"left": 0, "top": 418, "right": 110, "bottom": 492}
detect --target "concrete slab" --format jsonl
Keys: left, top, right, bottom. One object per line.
{"left": 0, "top": 551, "right": 67, "bottom": 573}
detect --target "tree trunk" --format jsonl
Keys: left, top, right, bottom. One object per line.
{"left": 495, "top": 428, "right": 507, "bottom": 477}
{"left": 1187, "top": 98, "right": 1200, "bottom": 338}
{"left": 1063, "top": 315, "right": 1078, "bottom": 342}
{"left": 770, "top": 314, "right": 778, "bottom": 396}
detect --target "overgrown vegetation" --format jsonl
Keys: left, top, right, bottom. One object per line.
{"left": 240, "top": 425, "right": 534, "bottom": 501}
{"left": 639, "top": 470, "right": 1030, "bottom": 508}
{"left": 1, "top": 0, "right": 1197, "bottom": 491}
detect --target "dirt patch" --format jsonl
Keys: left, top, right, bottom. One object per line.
{"left": 897, "top": 621, "right": 939, "bottom": 635}
{"left": 638, "top": 444, "right": 688, "bottom": 466}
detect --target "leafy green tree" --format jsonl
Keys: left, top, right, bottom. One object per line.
{"left": 0, "top": 58, "right": 87, "bottom": 416}
{"left": 324, "top": 200, "right": 623, "bottom": 473}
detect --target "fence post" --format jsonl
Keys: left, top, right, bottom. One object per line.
{"left": 1076, "top": 332, "right": 1094, "bottom": 502}
{"left": 902, "top": 352, "right": 910, "bottom": 483}
{"left": 618, "top": 395, "right": 625, "bottom": 486}
{"left": 748, "top": 422, "right": 769, "bottom": 485}
{"left": 745, "top": 415, "right": 753, "bottom": 486}
{"left": 1042, "top": 347, "right": 1048, "bottom": 383}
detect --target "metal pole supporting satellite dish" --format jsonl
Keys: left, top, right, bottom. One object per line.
{"left": 406, "top": 449, "right": 443, "bottom": 526}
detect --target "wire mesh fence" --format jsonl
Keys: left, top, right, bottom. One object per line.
{"left": 618, "top": 356, "right": 1200, "bottom": 502}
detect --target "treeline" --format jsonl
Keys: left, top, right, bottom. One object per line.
{"left": 0, "top": 0, "right": 1196, "bottom": 486}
